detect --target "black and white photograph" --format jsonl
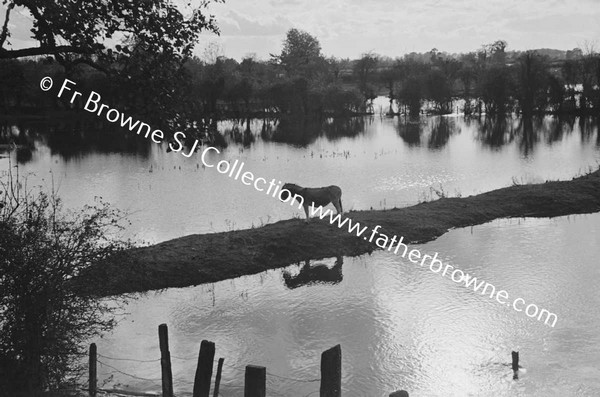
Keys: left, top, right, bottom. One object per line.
{"left": 1, "top": 0, "right": 600, "bottom": 396}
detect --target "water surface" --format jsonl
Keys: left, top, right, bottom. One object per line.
{"left": 2, "top": 114, "right": 598, "bottom": 244}
{"left": 2, "top": 113, "right": 600, "bottom": 396}
{"left": 94, "top": 214, "right": 600, "bottom": 396}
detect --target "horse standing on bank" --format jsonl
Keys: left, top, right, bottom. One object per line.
{"left": 280, "top": 183, "right": 343, "bottom": 222}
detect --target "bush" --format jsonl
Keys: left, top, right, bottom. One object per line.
{"left": 0, "top": 166, "right": 133, "bottom": 396}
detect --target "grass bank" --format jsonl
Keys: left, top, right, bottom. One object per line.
{"left": 85, "top": 169, "right": 600, "bottom": 296}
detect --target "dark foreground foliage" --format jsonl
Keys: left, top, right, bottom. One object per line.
{"left": 0, "top": 164, "right": 133, "bottom": 396}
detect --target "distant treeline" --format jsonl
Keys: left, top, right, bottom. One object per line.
{"left": 1, "top": 30, "right": 600, "bottom": 127}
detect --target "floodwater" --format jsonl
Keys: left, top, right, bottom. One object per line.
{"left": 93, "top": 214, "right": 600, "bottom": 397}
{"left": 1, "top": 110, "right": 600, "bottom": 396}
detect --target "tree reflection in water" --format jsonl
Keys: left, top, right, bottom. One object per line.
{"left": 396, "top": 116, "right": 461, "bottom": 149}
{"left": 396, "top": 116, "right": 424, "bottom": 147}
{"left": 262, "top": 116, "right": 365, "bottom": 146}
{"left": 2, "top": 115, "right": 597, "bottom": 164}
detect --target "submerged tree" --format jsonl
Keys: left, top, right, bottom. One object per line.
{"left": 0, "top": 166, "right": 133, "bottom": 396}
{"left": 580, "top": 46, "right": 600, "bottom": 112}
{"left": 353, "top": 52, "right": 379, "bottom": 105}
{"left": 515, "top": 51, "right": 550, "bottom": 115}
{"left": 379, "top": 60, "right": 402, "bottom": 115}
{"left": 479, "top": 64, "right": 513, "bottom": 115}
{"left": 425, "top": 67, "right": 454, "bottom": 114}
{"left": 400, "top": 75, "right": 424, "bottom": 117}
{"left": 457, "top": 52, "right": 478, "bottom": 114}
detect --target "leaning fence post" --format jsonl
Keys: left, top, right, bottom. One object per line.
{"left": 88, "top": 343, "right": 97, "bottom": 397}
{"left": 320, "top": 344, "right": 341, "bottom": 397}
{"left": 159, "top": 324, "right": 174, "bottom": 397}
{"left": 213, "top": 358, "right": 224, "bottom": 397}
{"left": 244, "top": 365, "right": 266, "bottom": 397}
{"left": 193, "top": 340, "right": 215, "bottom": 397}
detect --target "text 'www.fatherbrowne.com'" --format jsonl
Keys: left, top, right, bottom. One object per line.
{"left": 308, "top": 204, "right": 559, "bottom": 328}
{"left": 39, "top": 76, "right": 558, "bottom": 328}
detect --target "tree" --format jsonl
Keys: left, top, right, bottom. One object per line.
{"left": 475, "top": 41, "right": 512, "bottom": 115}
{"left": 0, "top": 1, "right": 221, "bottom": 68}
{"left": 327, "top": 56, "right": 351, "bottom": 82}
{"left": 580, "top": 44, "right": 600, "bottom": 112}
{"left": 400, "top": 75, "right": 424, "bottom": 117}
{"left": 425, "top": 67, "right": 453, "bottom": 113}
{"left": 201, "top": 41, "right": 224, "bottom": 64}
{"left": 0, "top": 166, "right": 133, "bottom": 396}
{"left": 479, "top": 64, "right": 513, "bottom": 115}
{"left": 515, "top": 51, "right": 550, "bottom": 115}
{"left": 0, "top": 0, "right": 223, "bottom": 124}
{"left": 270, "top": 29, "right": 328, "bottom": 115}
{"left": 394, "top": 58, "right": 426, "bottom": 116}
{"left": 277, "top": 28, "right": 323, "bottom": 76}
{"left": 561, "top": 58, "right": 581, "bottom": 110}
{"left": 379, "top": 67, "right": 398, "bottom": 114}
{"left": 547, "top": 74, "right": 566, "bottom": 113}
{"left": 482, "top": 40, "right": 508, "bottom": 64}
{"left": 353, "top": 52, "right": 379, "bottom": 102}
{"left": 457, "top": 52, "right": 478, "bottom": 114}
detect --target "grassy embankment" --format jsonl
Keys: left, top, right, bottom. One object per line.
{"left": 86, "top": 169, "right": 600, "bottom": 296}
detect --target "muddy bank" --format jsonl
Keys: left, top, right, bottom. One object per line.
{"left": 84, "top": 170, "right": 600, "bottom": 296}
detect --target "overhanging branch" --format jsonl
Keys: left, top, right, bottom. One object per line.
{"left": 0, "top": 45, "right": 92, "bottom": 59}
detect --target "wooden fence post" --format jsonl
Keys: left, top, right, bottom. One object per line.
{"left": 511, "top": 351, "right": 519, "bottom": 372}
{"left": 320, "top": 344, "right": 341, "bottom": 397}
{"left": 88, "top": 343, "right": 97, "bottom": 397}
{"left": 193, "top": 340, "right": 215, "bottom": 397}
{"left": 390, "top": 391, "right": 409, "bottom": 397}
{"left": 244, "top": 365, "right": 266, "bottom": 397}
{"left": 159, "top": 324, "right": 174, "bottom": 397}
{"left": 213, "top": 358, "right": 224, "bottom": 397}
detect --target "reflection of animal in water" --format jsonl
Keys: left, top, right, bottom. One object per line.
{"left": 279, "top": 183, "right": 342, "bottom": 222}
{"left": 283, "top": 257, "right": 343, "bottom": 289}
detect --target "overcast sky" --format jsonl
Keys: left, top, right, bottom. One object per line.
{"left": 3, "top": 0, "right": 600, "bottom": 60}
{"left": 197, "top": 0, "right": 600, "bottom": 59}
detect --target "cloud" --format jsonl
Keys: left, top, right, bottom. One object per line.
{"left": 217, "top": 11, "right": 290, "bottom": 36}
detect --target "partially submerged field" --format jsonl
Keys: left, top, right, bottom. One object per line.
{"left": 84, "top": 169, "right": 600, "bottom": 296}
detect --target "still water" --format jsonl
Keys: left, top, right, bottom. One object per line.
{"left": 2, "top": 114, "right": 599, "bottom": 244}
{"left": 94, "top": 214, "right": 600, "bottom": 397}
{"left": 1, "top": 112, "right": 600, "bottom": 396}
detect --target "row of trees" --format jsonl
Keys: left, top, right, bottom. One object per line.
{"left": 384, "top": 42, "right": 600, "bottom": 117}
{"left": 3, "top": 31, "right": 600, "bottom": 126}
